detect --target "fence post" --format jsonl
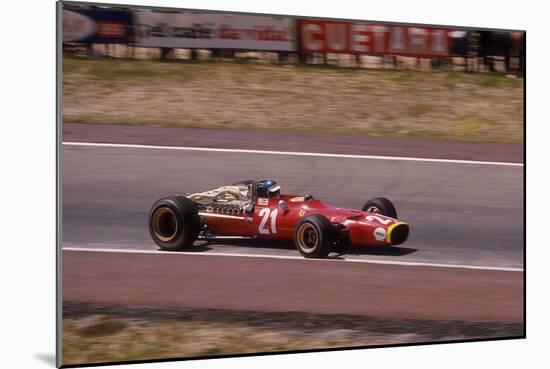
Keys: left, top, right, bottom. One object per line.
{"left": 160, "top": 47, "right": 170, "bottom": 60}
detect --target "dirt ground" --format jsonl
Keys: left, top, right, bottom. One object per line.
{"left": 62, "top": 303, "right": 523, "bottom": 366}
{"left": 62, "top": 56, "right": 524, "bottom": 144}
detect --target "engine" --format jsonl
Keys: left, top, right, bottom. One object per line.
{"left": 187, "top": 185, "right": 252, "bottom": 214}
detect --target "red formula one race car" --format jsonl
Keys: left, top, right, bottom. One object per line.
{"left": 148, "top": 179, "right": 409, "bottom": 258}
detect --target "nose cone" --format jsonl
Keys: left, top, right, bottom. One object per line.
{"left": 388, "top": 222, "right": 409, "bottom": 245}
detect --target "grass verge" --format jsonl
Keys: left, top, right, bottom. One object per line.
{"left": 62, "top": 303, "right": 524, "bottom": 366}
{"left": 63, "top": 56, "right": 524, "bottom": 144}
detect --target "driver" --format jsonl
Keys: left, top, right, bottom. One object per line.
{"left": 256, "top": 179, "right": 281, "bottom": 198}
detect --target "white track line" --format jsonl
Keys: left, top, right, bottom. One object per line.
{"left": 62, "top": 142, "right": 523, "bottom": 167}
{"left": 63, "top": 247, "right": 523, "bottom": 272}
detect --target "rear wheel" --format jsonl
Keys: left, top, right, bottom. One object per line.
{"left": 294, "top": 214, "right": 334, "bottom": 258}
{"left": 148, "top": 196, "right": 201, "bottom": 251}
{"left": 361, "top": 197, "right": 398, "bottom": 219}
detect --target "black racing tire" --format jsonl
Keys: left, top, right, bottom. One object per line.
{"left": 294, "top": 214, "right": 334, "bottom": 259}
{"left": 231, "top": 179, "right": 255, "bottom": 186}
{"left": 361, "top": 197, "right": 398, "bottom": 219}
{"left": 148, "top": 196, "right": 201, "bottom": 251}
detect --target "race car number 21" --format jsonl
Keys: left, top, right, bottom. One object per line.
{"left": 258, "top": 208, "right": 278, "bottom": 234}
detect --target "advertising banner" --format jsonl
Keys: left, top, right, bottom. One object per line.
{"left": 133, "top": 12, "right": 296, "bottom": 51}
{"left": 63, "top": 9, "right": 132, "bottom": 44}
{"left": 299, "top": 20, "right": 451, "bottom": 58}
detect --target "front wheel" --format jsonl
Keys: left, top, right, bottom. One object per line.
{"left": 148, "top": 196, "right": 201, "bottom": 251}
{"left": 361, "top": 197, "right": 398, "bottom": 219}
{"left": 294, "top": 214, "right": 334, "bottom": 259}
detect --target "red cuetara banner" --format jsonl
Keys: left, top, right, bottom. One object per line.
{"left": 299, "top": 20, "right": 451, "bottom": 58}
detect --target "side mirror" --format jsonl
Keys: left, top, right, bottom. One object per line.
{"left": 278, "top": 200, "right": 288, "bottom": 209}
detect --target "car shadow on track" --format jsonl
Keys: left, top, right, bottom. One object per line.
{"left": 337, "top": 245, "right": 418, "bottom": 257}
{"left": 191, "top": 239, "right": 418, "bottom": 258}
{"left": 162, "top": 244, "right": 214, "bottom": 253}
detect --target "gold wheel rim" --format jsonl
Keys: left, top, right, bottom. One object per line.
{"left": 297, "top": 223, "right": 319, "bottom": 253}
{"left": 152, "top": 207, "right": 178, "bottom": 242}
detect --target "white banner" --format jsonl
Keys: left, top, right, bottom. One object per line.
{"left": 63, "top": 10, "right": 96, "bottom": 42}
{"left": 133, "top": 12, "right": 296, "bottom": 51}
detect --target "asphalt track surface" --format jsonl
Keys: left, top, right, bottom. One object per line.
{"left": 64, "top": 123, "right": 524, "bottom": 163}
{"left": 63, "top": 249, "right": 523, "bottom": 322}
{"left": 62, "top": 142, "right": 523, "bottom": 269}
{"left": 61, "top": 124, "right": 524, "bottom": 322}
